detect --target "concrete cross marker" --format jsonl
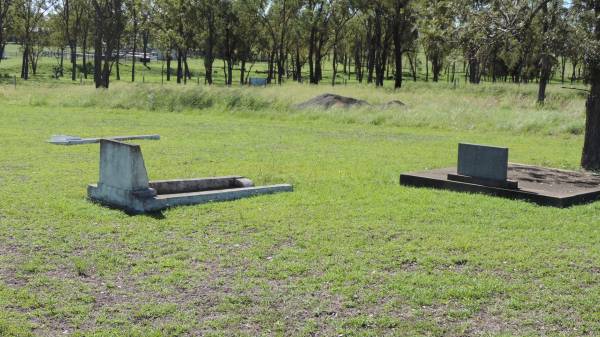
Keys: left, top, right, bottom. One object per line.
{"left": 49, "top": 134, "right": 160, "bottom": 145}
{"left": 88, "top": 140, "right": 292, "bottom": 213}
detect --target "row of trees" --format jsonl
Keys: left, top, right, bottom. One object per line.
{"left": 0, "top": 1, "right": 590, "bottom": 93}
{"left": 2, "top": 0, "right": 600, "bottom": 169}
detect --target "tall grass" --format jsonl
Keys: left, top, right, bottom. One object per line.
{"left": 0, "top": 80, "right": 587, "bottom": 136}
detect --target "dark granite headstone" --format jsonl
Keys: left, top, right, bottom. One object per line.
{"left": 457, "top": 143, "right": 509, "bottom": 181}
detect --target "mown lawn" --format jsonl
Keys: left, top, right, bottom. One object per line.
{"left": 0, "top": 82, "right": 599, "bottom": 336}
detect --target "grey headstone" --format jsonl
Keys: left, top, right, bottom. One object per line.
{"left": 98, "top": 139, "right": 150, "bottom": 191}
{"left": 457, "top": 143, "right": 508, "bottom": 181}
{"left": 249, "top": 78, "right": 268, "bottom": 86}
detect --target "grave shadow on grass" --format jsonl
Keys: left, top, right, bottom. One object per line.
{"left": 87, "top": 199, "right": 166, "bottom": 219}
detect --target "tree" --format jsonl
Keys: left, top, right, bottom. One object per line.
{"left": 329, "top": 0, "right": 356, "bottom": 86}
{"left": 0, "top": 0, "right": 12, "bottom": 62}
{"left": 92, "top": 0, "right": 125, "bottom": 88}
{"left": 390, "top": 0, "right": 417, "bottom": 88}
{"left": 581, "top": 0, "right": 600, "bottom": 169}
{"left": 419, "top": 0, "right": 453, "bottom": 83}
{"left": 14, "top": 0, "right": 55, "bottom": 80}
{"left": 58, "top": 0, "right": 86, "bottom": 80}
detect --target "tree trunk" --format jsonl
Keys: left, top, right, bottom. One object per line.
{"left": 393, "top": 1, "right": 403, "bottom": 89}
{"left": 70, "top": 43, "right": 77, "bottom": 81}
{"left": 131, "top": 13, "right": 137, "bottom": 82}
{"left": 204, "top": 9, "right": 215, "bottom": 85}
{"left": 537, "top": 3, "right": 551, "bottom": 104}
{"left": 227, "top": 59, "right": 233, "bottom": 86}
{"left": 581, "top": 1, "right": 600, "bottom": 170}
{"left": 142, "top": 30, "right": 149, "bottom": 67}
{"left": 367, "top": 16, "right": 377, "bottom": 84}
{"left": 115, "top": 42, "right": 120, "bottom": 81}
{"left": 176, "top": 49, "right": 183, "bottom": 84}
{"left": 425, "top": 54, "right": 429, "bottom": 82}
{"left": 354, "top": 36, "right": 362, "bottom": 83}
{"left": 93, "top": 25, "right": 103, "bottom": 87}
{"left": 240, "top": 59, "right": 246, "bottom": 85}
{"left": 82, "top": 32, "right": 88, "bottom": 79}
{"left": 561, "top": 56, "right": 566, "bottom": 84}
{"left": 432, "top": 55, "right": 441, "bottom": 82}
{"left": 295, "top": 43, "right": 302, "bottom": 83}
{"left": 331, "top": 47, "right": 337, "bottom": 86}
{"left": 184, "top": 54, "right": 191, "bottom": 80}
{"left": 268, "top": 50, "right": 274, "bottom": 83}
{"left": 166, "top": 51, "right": 171, "bottom": 81}
{"left": 469, "top": 54, "right": 479, "bottom": 84}
{"left": 60, "top": 48, "right": 65, "bottom": 77}
{"left": 21, "top": 45, "right": 29, "bottom": 80}
{"left": 308, "top": 24, "right": 316, "bottom": 84}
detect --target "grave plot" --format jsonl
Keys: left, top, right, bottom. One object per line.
{"left": 400, "top": 143, "right": 600, "bottom": 208}
{"left": 88, "top": 139, "right": 293, "bottom": 213}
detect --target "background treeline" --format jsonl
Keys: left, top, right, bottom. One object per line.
{"left": 0, "top": 1, "right": 595, "bottom": 99}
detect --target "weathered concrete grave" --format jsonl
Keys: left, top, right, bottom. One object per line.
{"left": 400, "top": 143, "right": 600, "bottom": 208}
{"left": 88, "top": 140, "right": 292, "bottom": 213}
{"left": 249, "top": 77, "right": 268, "bottom": 87}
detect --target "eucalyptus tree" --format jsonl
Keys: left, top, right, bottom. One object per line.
{"left": 249, "top": 0, "right": 300, "bottom": 84}
{"left": 14, "top": 0, "right": 55, "bottom": 79}
{"left": 91, "top": 0, "right": 125, "bottom": 88}
{"left": 218, "top": 0, "right": 236, "bottom": 85}
{"left": 389, "top": 0, "right": 417, "bottom": 88}
{"left": 0, "top": 0, "right": 11, "bottom": 62}
{"left": 125, "top": 0, "right": 141, "bottom": 82}
{"left": 418, "top": 0, "right": 454, "bottom": 82}
{"left": 578, "top": 0, "right": 600, "bottom": 169}
{"left": 198, "top": 0, "right": 218, "bottom": 84}
{"left": 231, "top": 0, "right": 263, "bottom": 84}
{"left": 329, "top": 0, "right": 357, "bottom": 86}
{"left": 57, "top": 0, "right": 86, "bottom": 80}
{"left": 152, "top": 0, "right": 197, "bottom": 84}
{"left": 302, "top": 0, "right": 330, "bottom": 84}
{"left": 536, "top": 0, "right": 565, "bottom": 103}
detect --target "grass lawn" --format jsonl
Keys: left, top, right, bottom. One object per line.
{"left": 0, "top": 81, "right": 599, "bottom": 336}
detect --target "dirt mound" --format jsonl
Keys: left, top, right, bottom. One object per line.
{"left": 379, "top": 100, "right": 406, "bottom": 109}
{"left": 295, "top": 93, "right": 370, "bottom": 109}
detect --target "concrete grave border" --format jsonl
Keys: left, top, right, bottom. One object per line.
{"left": 88, "top": 139, "right": 292, "bottom": 213}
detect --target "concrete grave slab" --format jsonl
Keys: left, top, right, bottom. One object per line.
{"left": 401, "top": 164, "right": 600, "bottom": 208}
{"left": 88, "top": 140, "right": 292, "bottom": 213}
{"left": 400, "top": 143, "right": 600, "bottom": 207}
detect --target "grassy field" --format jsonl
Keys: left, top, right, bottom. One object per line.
{"left": 1, "top": 78, "right": 600, "bottom": 336}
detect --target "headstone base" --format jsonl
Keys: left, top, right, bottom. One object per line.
{"left": 447, "top": 173, "right": 519, "bottom": 190}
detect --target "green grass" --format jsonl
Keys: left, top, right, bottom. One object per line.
{"left": 1, "top": 80, "right": 599, "bottom": 336}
